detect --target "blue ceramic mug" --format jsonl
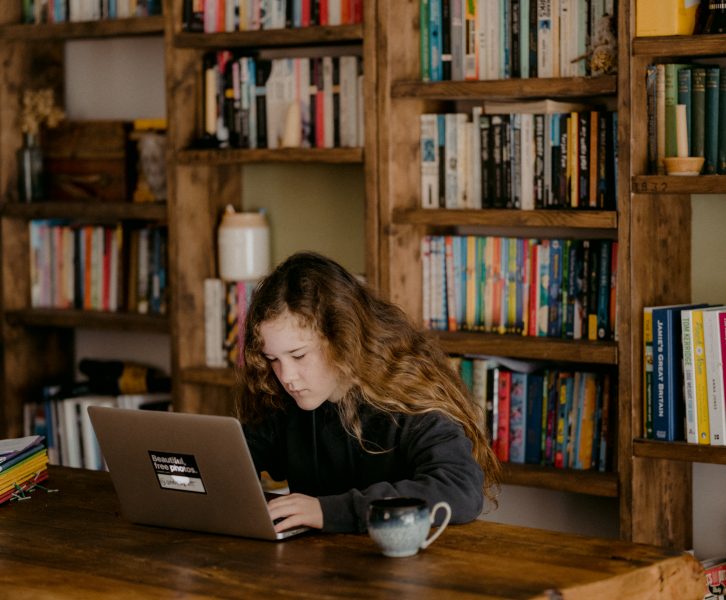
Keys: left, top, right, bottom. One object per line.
{"left": 366, "top": 497, "right": 452, "bottom": 558}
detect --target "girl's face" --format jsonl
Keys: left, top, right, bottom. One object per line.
{"left": 260, "top": 310, "right": 347, "bottom": 411}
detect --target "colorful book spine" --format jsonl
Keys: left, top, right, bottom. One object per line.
{"left": 692, "top": 307, "right": 713, "bottom": 444}
{"left": 509, "top": 372, "right": 528, "bottom": 464}
{"left": 643, "top": 306, "right": 654, "bottom": 438}
{"left": 704, "top": 66, "right": 721, "bottom": 174}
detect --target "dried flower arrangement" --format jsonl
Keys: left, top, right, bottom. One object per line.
{"left": 20, "top": 88, "right": 64, "bottom": 137}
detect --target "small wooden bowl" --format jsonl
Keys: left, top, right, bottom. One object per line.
{"left": 663, "top": 156, "right": 705, "bottom": 176}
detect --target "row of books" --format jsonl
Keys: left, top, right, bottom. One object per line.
{"left": 29, "top": 220, "right": 168, "bottom": 315}
{"left": 201, "top": 52, "right": 364, "bottom": 150}
{"left": 22, "top": 0, "right": 161, "bottom": 23}
{"left": 646, "top": 63, "right": 726, "bottom": 175}
{"left": 423, "top": 235, "right": 618, "bottom": 341}
{"left": 24, "top": 386, "right": 171, "bottom": 470}
{"left": 204, "top": 278, "right": 257, "bottom": 368}
{"left": 183, "top": 0, "right": 363, "bottom": 33}
{"left": 643, "top": 303, "right": 726, "bottom": 446}
{"left": 420, "top": 0, "right": 616, "bottom": 82}
{"left": 0, "top": 435, "right": 49, "bottom": 505}
{"left": 453, "top": 356, "right": 613, "bottom": 471}
{"left": 420, "top": 101, "right": 617, "bottom": 210}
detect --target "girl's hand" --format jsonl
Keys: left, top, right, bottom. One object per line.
{"left": 267, "top": 493, "right": 323, "bottom": 532}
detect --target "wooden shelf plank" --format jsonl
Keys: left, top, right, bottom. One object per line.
{"left": 632, "top": 34, "right": 726, "bottom": 57}
{"left": 175, "top": 147, "right": 364, "bottom": 165}
{"left": 4, "top": 309, "right": 169, "bottom": 333}
{"left": 434, "top": 331, "right": 618, "bottom": 365}
{"left": 393, "top": 208, "right": 618, "bottom": 229}
{"left": 391, "top": 76, "right": 617, "bottom": 100}
{"left": 180, "top": 366, "right": 238, "bottom": 387}
{"left": 0, "top": 16, "right": 164, "bottom": 40}
{"left": 1, "top": 201, "right": 167, "bottom": 221}
{"left": 631, "top": 175, "right": 726, "bottom": 195}
{"left": 503, "top": 463, "right": 619, "bottom": 498}
{"left": 633, "top": 439, "right": 726, "bottom": 465}
{"left": 174, "top": 24, "right": 363, "bottom": 49}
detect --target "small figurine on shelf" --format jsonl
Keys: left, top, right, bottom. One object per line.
{"left": 589, "top": 14, "right": 618, "bottom": 76}
{"left": 18, "top": 88, "right": 64, "bottom": 203}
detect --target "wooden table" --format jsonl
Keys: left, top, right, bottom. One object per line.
{"left": 0, "top": 467, "right": 704, "bottom": 599}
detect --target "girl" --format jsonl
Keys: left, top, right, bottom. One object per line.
{"left": 239, "top": 252, "right": 501, "bottom": 534}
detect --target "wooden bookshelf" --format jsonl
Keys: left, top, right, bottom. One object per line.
{"left": 0, "top": 15, "right": 164, "bottom": 40}
{"left": 434, "top": 332, "right": 618, "bottom": 365}
{"left": 1, "top": 201, "right": 167, "bottom": 221}
{"left": 180, "top": 366, "right": 238, "bottom": 388}
{"left": 5, "top": 309, "right": 169, "bottom": 333}
{"left": 375, "top": 0, "right": 713, "bottom": 551}
{"left": 502, "top": 463, "right": 619, "bottom": 498}
{"left": 633, "top": 439, "right": 726, "bottom": 465}
{"left": 0, "top": 8, "right": 170, "bottom": 440}
{"left": 632, "top": 33, "right": 726, "bottom": 57}
{"left": 631, "top": 175, "right": 726, "bottom": 195}
{"left": 165, "top": 0, "right": 377, "bottom": 416}
{"left": 623, "top": 4, "right": 726, "bottom": 549}
{"left": 392, "top": 76, "right": 617, "bottom": 100}
{"left": 175, "top": 147, "right": 364, "bottom": 166}
{"left": 174, "top": 24, "right": 363, "bottom": 49}
{"left": 393, "top": 208, "right": 618, "bottom": 229}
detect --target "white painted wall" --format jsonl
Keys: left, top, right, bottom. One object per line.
{"left": 66, "top": 37, "right": 724, "bottom": 559}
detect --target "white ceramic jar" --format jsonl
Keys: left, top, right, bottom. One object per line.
{"left": 217, "top": 205, "right": 270, "bottom": 281}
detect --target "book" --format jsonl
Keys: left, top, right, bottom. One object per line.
{"left": 524, "top": 372, "right": 545, "bottom": 464}
{"left": 420, "top": 114, "right": 439, "bottom": 209}
{"left": 691, "top": 307, "right": 722, "bottom": 444}
{"left": 643, "top": 306, "right": 654, "bottom": 438}
{"left": 691, "top": 66, "right": 706, "bottom": 160}
{"left": 509, "top": 372, "right": 528, "bottom": 464}
{"left": 554, "top": 371, "right": 573, "bottom": 468}
{"left": 720, "top": 66, "right": 726, "bottom": 174}
{"left": 496, "top": 369, "right": 512, "bottom": 462}
{"left": 646, "top": 64, "right": 658, "bottom": 173}
{"left": 656, "top": 64, "right": 666, "bottom": 174}
{"left": 0, "top": 435, "right": 44, "bottom": 464}
{"left": 677, "top": 66, "right": 692, "bottom": 155}
{"left": 681, "top": 307, "right": 701, "bottom": 444}
{"left": 651, "top": 303, "right": 708, "bottom": 441}
{"left": 704, "top": 308, "right": 726, "bottom": 445}
{"left": 704, "top": 66, "right": 720, "bottom": 174}
{"left": 664, "top": 64, "right": 688, "bottom": 158}
{"left": 701, "top": 556, "right": 726, "bottom": 598}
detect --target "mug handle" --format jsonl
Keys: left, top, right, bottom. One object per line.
{"left": 420, "top": 501, "right": 452, "bottom": 550}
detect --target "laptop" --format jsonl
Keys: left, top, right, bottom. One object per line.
{"left": 87, "top": 406, "right": 309, "bottom": 541}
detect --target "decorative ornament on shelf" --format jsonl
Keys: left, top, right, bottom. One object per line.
{"left": 18, "top": 88, "right": 64, "bottom": 203}
{"left": 589, "top": 14, "right": 618, "bottom": 76}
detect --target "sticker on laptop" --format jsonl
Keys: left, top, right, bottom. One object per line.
{"left": 148, "top": 451, "right": 206, "bottom": 494}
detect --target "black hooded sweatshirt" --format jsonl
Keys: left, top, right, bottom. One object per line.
{"left": 243, "top": 400, "right": 485, "bottom": 533}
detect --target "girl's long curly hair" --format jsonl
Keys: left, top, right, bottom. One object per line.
{"left": 238, "top": 252, "right": 501, "bottom": 507}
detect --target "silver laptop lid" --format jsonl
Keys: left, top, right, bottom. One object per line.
{"left": 88, "top": 406, "right": 305, "bottom": 541}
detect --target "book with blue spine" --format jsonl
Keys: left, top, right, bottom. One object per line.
{"left": 524, "top": 372, "right": 545, "bottom": 464}
{"left": 651, "top": 303, "right": 708, "bottom": 441}
{"left": 554, "top": 372, "right": 574, "bottom": 468}
{"left": 429, "top": 0, "right": 444, "bottom": 81}
{"left": 596, "top": 239, "right": 612, "bottom": 340}
{"left": 547, "top": 239, "right": 563, "bottom": 337}
{"left": 509, "top": 372, "right": 528, "bottom": 464}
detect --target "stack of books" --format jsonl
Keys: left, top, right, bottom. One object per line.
{"left": 0, "top": 435, "right": 49, "bottom": 505}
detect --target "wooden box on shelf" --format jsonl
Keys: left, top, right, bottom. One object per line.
{"left": 43, "top": 120, "right": 137, "bottom": 203}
